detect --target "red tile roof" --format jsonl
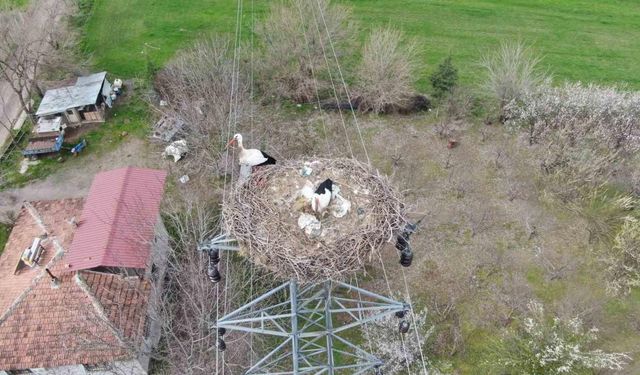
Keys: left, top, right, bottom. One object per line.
{"left": 0, "top": 271, "right": 149, "bottom": 370}
{"left": 0, "top": 199, "right": 151, "bottom": 370}
{"left": 66, "top": 167, "right": 167, "bottom": 272}
{"left": 0, "top": 199, "right": 84, "bottom": 319}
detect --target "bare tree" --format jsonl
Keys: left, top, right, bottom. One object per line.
{"left": 355, "top": 27, "right": 418, "bottom": 114}
{"left": 0, "top": 93, "right": 18, "bottom": 150}
{"left": 0, "top": 0, "right": 77, "bottom": 120}
{"left": 256, "top": 0, "right": 354, "bottom": 103}
{"left": 155, "top": 195, "right": 277, "bottom": 374}
{"left": 155, "top": 36, "right": 249, "bottom": 175}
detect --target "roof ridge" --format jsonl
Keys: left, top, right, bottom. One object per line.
{"left": 23, "top": 201, "right": 49, "bottom": 235}
{"left": 0, "top": 248, "right": 64, "bottom": 325}
{"left": 99, "top": 167, "right": 132, "bottom": 268}
{"left": 74, "top": 272, "right": 129, "bottom": 348}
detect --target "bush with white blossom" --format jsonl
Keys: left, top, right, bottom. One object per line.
{"left": 487, "top": 301, "right": 630, "bottom": 374}
{"left": 361, "top": 308, "right": 435, "bottom": 374}
{"left": 504, "top": 82, "right": 640, "bottom": 152}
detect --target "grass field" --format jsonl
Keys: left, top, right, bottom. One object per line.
{"left": 82, "top": 0, "right": 640, "bottom": 91}
{"left": 0, "top": 222, "right": 10, "bottom": 256}
{"left": 81, "top": 0, "right": 255, "bottom": 78}
{"left": 0, "top": 0, "right": 28, "bottom": 9}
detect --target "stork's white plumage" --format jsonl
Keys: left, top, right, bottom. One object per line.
{"left": 311, "top": 179, "right": 334, "bottom": 213}
{"left": 227, "top": 133, "right": 276, "bottom": 167}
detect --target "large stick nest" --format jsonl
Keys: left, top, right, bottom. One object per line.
{"left": 224, "top": 158, "right": 406, "bottom": 283}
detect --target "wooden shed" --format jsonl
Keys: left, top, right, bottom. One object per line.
{"left": 35, "top": 72, "right": 113, "bottom": 126}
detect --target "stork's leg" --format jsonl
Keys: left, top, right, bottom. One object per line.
{"left": 238, "top": 165, "right": 252, "bottom": 185}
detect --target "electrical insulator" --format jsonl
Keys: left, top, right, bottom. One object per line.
{"left": 395, "top": 235, "right": 409, "bottom": 251}
{"left": 374, "top": 365, "right": 383, "bottom": 375}
{"left": 208, "top": 265, "right": 221, "bottom": 283}
{"left": 209, "top": 249, "right": 220, "bottom": 265}
{"left": 395, "top": 310, "right": 406, "bottom": 319}
{"left": 399, "top": 248, "right": 413, "bottom": 267}
{"left": 404, "top": 222, "right": 418, "bottom": 235}
{"left": 399, "top": 320, "right": 410, "bottom": 334}
{"left": 217, "top": 338, "right": 226, "bottom": 351}
{"left": 218, "top": 327, "right": 227, "bottom": 336}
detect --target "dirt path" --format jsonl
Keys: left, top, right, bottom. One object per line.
{"left": 0, "top": 138, "right": 159, "bottom": 221}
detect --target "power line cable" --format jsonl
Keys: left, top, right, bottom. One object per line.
{"left": 312, "top": 0, "right": 370, "bottom": 164}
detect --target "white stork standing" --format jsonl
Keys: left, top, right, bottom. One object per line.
{"left": 227, "top": 133, "right": 276, "bottom": 167}
{"left": 312, "top": 178, "right": 334, "bottom": 213}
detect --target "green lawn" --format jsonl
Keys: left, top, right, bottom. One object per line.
{"left": 82, "top": 0, "right": 258, "bottom": 78}
{"left": 0, "top": 222, "right": 10, "bottom": 256}
{"left": 82, "top": 0, "right": 640, "bottom": 90}
{"left": 0, "top": 0, "right": 28, "bottom": 9}
{"left": 344, "top": 0, "right": 640, "bottom": 89}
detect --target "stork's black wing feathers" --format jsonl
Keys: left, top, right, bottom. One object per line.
{"left": 257, "top": 150, "right": 277, "bottom": 166}
{"left": 314, "top": 178, "right": 334, "bottom": 194}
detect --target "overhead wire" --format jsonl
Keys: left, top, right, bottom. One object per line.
{"left": 312, "top": 0, "right": 370, "bottom": 164}
{"left": 307, "top": 0, "right": 354, "bottom": 158}
{"left": 248, "top": 0, "right": 256, "bottom": 367}
{"left": 220, "top": 0, "right": 430, "bottom": 373}
{"left": 292, "top": 0, "right": 331, "bottom": 156}
{"left": 377, "top": 252, "right": 414, "bottom": 375}
{"left": 310, "top": 0, "right": 427, "bottom": 373}
{"left": 305, "top": 0, "right": 429, "bottom": 373}
{"left": 220, "top": 0, "right": 244, "bottom": 372}
{"left": 403, "top": 267, "right": 430, "bottom": 374}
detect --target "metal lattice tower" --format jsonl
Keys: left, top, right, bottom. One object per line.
{"left": 199, "top": 233, "right": 410, "bottom": 374}
{"left": 216, "top": 279, "right": 408, "bottom": 374}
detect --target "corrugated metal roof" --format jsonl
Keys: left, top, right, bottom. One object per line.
{"left": 66, "top": 167, "right": 167, "bottom": 272}
{"left": 35, "top": 72, "right": 107, "bottom": 116}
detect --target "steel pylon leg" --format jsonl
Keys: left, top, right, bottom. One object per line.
{"left": 214, "top": 279, "right": 408, "bottom": 374}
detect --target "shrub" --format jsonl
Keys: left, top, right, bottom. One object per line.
{"left": 539, "top": 137, "right": 619, "bottom": 202}
{"left": 480, "top": 41, "right": 547, "bottom": 109}
{"left": 604, "top": 216, "right": 640, "bottom": 296}
{"left": 505, "top": 82, "right": 640, "bottom": 152}
{"left": 256, "top": 0, "right": 353, "bottom": 103}
{"left": 430, "top": 56, "right": 458, "bottom": 99}
{"left": 155, "top": 36, "right": 249, "bottom": 173}
{"left": 355, "top": 27, "right": 418, "bottom": 114}
{"left": 568, "top": 189, "right": 635, "bottom": 244}
{"left": 485, "top": 301, "right": 630, "bottom": 374}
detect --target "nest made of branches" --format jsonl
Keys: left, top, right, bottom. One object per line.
{"left": 224, "top": 158, "right": 406, "bottom": 283}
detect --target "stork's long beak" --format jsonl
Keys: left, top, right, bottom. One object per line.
{"left": 226, "top": 139, "right": 236, "bottom": 148}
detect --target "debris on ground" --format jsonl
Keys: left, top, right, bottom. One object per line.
{"left": 162, "top": 139, "right": 188, "bottom": 162}
{"left": 151, "top": 115, "right": 186, "bottom": 142}
{"left": 19, "top": 158, "right": 40, "bottom": 175}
